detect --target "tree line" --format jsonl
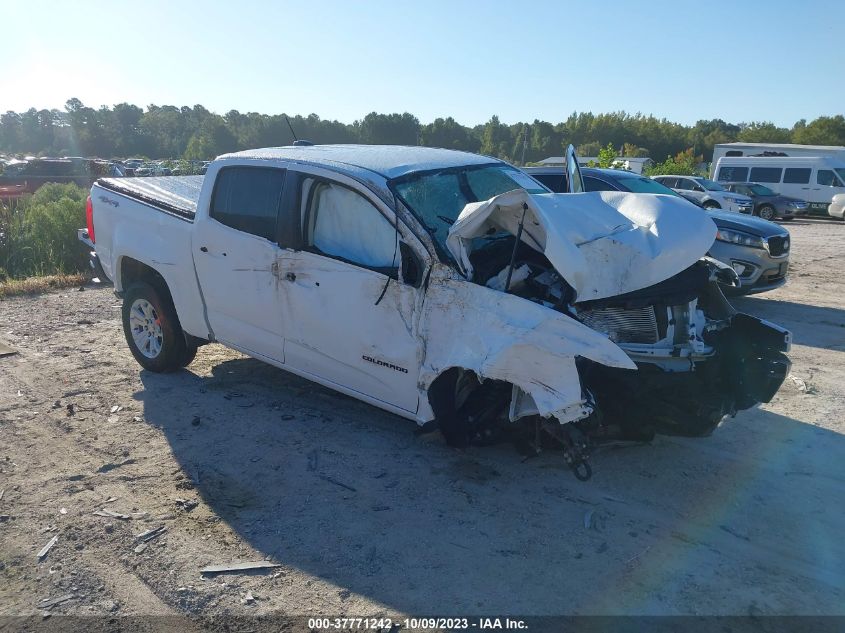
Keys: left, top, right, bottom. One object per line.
{"left": 2, "top": 98, "right": 844, "bottom": 165}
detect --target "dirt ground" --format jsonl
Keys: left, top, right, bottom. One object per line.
{"left": 1, "top": 217, "right": 843, "bottom": 623}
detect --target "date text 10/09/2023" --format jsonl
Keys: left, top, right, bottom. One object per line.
{"left": 308, "top": 617, "right": 529, "bottom": 630}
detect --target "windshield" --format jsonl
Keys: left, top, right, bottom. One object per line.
{"left": 697, "top": 178, "right": 726, "bottom": 191}
{"left": 391, "top": 164, "right": 547, "bottom": 252}
{"left": 614, "top": 174, "right": 682, "bottom": 196}
{"left": 748, "top": 183, "right": 776, "bottom": 196}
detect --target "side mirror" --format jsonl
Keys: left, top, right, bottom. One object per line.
{"left": 399, "top": 241, "right": 422, "bottom": 287}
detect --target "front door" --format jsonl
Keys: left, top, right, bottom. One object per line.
{"left": 276, "top": 172, "right": 423, "bottom": 413}
{"left": 192, "top": 165, "right": 288, "bottom": 361}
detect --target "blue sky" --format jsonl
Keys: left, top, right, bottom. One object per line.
{"left": 2, "top": 0, "right": 842, "bottom": 127}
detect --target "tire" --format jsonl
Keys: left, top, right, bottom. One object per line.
{"left": 180, "top": 343, "right": 199, "bottom": 367}
{"left": 703, "top": 200, "right": 720, "bottom": 209}
{"left": 758, "top": 205, "right": 776, "bottom": 221}
{"left": 122, "top": 281, "right": 188, "bottom": 372}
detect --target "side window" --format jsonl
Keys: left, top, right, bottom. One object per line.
{"left": 657, "top": 177, "right": 676, "bottom": 188}
{"left": 717, "top": 166, "right": 748, "bottom": 182}
{"left": 726, "top": 150, "right": 743, "bottom": 157}
{"left": 817, "top": 170, "right": 843, "bottom": 187}
{"left": 674, "top": 178, "right": 695, "bottom": 191}
{"left": 749, "top": 167, "right": 782, "bottom": 183}
{"left": 532, "top": 173, "right": 567, "bottom": 192}
{"left": 783, "top": 168, "right": 811, "bottom": 184}
{"left": 210, "top": 167, "right": 286, "bottom": 241}
{"left": 308, "top": 182, "right": 399, "bottom": 270}
{"left": 584, "top": 176, "right": 613, "bottom": 192}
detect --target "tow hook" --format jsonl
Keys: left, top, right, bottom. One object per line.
{"left": 541, "top": 420, "right": 593, "bottom": 481}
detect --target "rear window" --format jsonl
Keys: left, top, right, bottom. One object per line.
{"left": 749, "top": 167, "right": 782, "bottom": 183}
{"left": 783, "top": 168, "right": 811, "bottom": 184}
{"left": 210, "top": 167, "right": 286, "bottom": 241}
{"left": 717, "top": 166, "right": 748, "bottom": 182}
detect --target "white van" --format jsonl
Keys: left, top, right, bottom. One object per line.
{"left": 712, "top": 143, "right": 845, "bottom": 165}
{"left": 713, "top": 156, "right": 845, "bottom": 214}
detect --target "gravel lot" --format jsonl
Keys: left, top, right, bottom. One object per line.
{"left": 1, "top": 218, "right": 843, "bottom": 624}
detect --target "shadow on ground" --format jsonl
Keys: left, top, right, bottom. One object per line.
{"left": 732, "top": 296, "right": 845, "bottom": 350}
{"left": 133, "top": 354, "right": 845, "bottom": 615}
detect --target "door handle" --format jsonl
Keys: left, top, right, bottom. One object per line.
{"left": 285, "top": 272, "right": 296, "bottom": 282}
{"left": 199, "top": 246, "right": 208, "bottom": 253}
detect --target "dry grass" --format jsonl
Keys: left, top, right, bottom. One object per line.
{"left": 0, "top": 273, "right": 87, "bottom": 299}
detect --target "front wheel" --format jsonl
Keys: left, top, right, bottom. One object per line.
{"left": 758, "top": 205, "right": 776, "bottom": 221}
{"left": 122, "top": 282, "right": 188, "bottom": 372}
{"left": 703, "top": 201, "right": 720, "bottom": 209}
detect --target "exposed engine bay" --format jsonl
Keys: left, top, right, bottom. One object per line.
{"left": 431, "top": 229, "right": 791, "bottom": 480}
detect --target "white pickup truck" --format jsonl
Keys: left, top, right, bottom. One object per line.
{"left": 81, "top": 144, "right": 790, "bottom": 479}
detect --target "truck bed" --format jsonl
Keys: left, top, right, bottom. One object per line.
{"left": 96, "top": 176, "right": 204, "bottom": 220}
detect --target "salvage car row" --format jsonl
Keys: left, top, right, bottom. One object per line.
{"left": 78, "top": 144, "right": 791, "bottom": 479}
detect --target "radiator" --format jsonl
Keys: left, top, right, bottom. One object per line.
{"left": 578, "top": 305, "right": 660, "bottom": 344}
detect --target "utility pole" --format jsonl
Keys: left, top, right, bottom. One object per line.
{"left": 520, "top": 124, "right": 529, "bottom": 165}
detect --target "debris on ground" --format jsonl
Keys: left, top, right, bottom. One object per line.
{"left": 320, "top": 475, "right": 356, "bottom": 492}
{"left": 789, "top": 373, "right": 818, "bottom": 394}
{"left": 96, "top": 459, "right": 136, "bottom": 474}
{"left": 133, "top": 526, "right": 166, "bottom": 553}
{"left": 199, "top": 561, "right": 282, "bottom": 576}
{"left": 0, "top": 340, "right": 17, "bottom": 357}
{"left": 37, "top": 535, "right": 59, "bottom": 560}
{"left": 175, "top": 498, "right": 198, "bottom": 512}
{"left": 36, "top": 594, "right": 75, "bottom": 610}
{"left": 93, "top": 509, "right": 131, "bottom": 520}
{"left": 241, "top": 591, "right": 256, "bottom": 605}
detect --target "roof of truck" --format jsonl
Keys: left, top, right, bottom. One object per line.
{"left": 218, "top": 144, "right": 499, "bottom": 180}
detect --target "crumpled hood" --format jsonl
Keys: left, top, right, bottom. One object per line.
{"left": 446, "top": 189, "right": 717, "bottom": 302}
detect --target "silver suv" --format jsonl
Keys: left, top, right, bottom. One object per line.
{"left": 652, "top": 175, "right": 753, "bottom": 213}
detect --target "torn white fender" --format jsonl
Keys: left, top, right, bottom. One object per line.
{"left": 419, "top": 270, "right": 636, "bottom": 423}
{"left": 446, "top": 189, "right": 717, "bottom": 302}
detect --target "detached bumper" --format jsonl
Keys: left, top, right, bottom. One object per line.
{"left": 77, "top": 228, "right": 110, "bottom": 283}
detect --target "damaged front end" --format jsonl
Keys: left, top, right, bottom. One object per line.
{"left": 426, "top": 189, "right": 790, "bottom": 478}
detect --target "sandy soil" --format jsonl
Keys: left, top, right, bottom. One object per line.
{"left": 0, "top": 218, "right": 843, "bottom": 623}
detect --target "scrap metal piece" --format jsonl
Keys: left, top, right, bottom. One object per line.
{"left": 200, "top": 561, "right": 282, "bottom": 576}
{"left": 37, "top": 536, "right": 58, "bottom": 560}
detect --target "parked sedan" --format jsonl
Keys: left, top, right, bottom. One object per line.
{"left": 524, "top": 167, "right": 790, "bottom": 295}
{"left": 721, "top": 182, "right": 808, "bottom": 220}
{"left": 651, "top": 175, "right": 753, "bottom": 213}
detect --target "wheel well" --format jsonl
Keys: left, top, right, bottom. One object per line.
{"left": 119, "top": 257, "right": 175, "bottom": 304}
{"left": 704, "top": 199, "right": 721, "bottom": 208}
{"left": 427, "top": 368, "right": 512, "bottom": 447}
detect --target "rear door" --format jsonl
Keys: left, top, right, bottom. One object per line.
{"left": 673, "top": 177, "right": 706, "bottom": 204}
{"left": 274, "top": 169, "right": 424, "bottom": 413}
{"left": 192, "top": 165, "right": 289, "bottom": 361}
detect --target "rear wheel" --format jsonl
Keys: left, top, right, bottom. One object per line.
{"left": 758, "top": 205, "right": 776, "bottom": 221}
{"left": 122, "top": 282, "right": 188, "bottom": 372}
